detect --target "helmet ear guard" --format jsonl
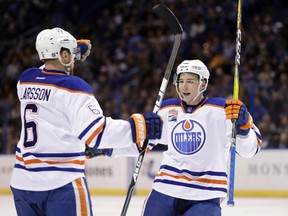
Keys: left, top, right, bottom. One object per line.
{"left": 172, "top": 73, "right": 178, "bottom": 86}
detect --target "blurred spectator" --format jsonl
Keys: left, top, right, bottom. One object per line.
{"left": 0, "top": 0, "right": 288, "bottom": 153}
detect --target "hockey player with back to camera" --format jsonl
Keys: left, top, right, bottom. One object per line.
{"left": 10, "top": 27, "right": 162, "bottom": 216}
{"left": 141, "top": 59, "right": 262, "bottom": 216}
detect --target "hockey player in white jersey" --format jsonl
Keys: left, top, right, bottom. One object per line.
{"left": 10, "top": 27, "right": 162, "bottom": 216}
{"left": 141, "top": 59, "right": 262, "bottom": 216}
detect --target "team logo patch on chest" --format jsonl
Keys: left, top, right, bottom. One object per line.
{"left": 171, "top": 119, "right": 206, "bottom": 155}
{"left": 168, "top": 109, "right": 178, "bottom": 122}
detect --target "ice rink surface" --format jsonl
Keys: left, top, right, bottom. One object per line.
{"left": 1, "top": 195, "right": 288, "bottom": 216}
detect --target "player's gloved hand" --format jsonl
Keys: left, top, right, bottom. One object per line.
{"left": 128, "top": 112, "right": 162, "bottom": 148}
{"left": 225, "top": 99, "right": 253, "bottom": 136}
{"left": 77, "top": 39, "right": 91, "bottom": 62}
{"left": 85, "top": 145, "right": 113, "bottom": 159}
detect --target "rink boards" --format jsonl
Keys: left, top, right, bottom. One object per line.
{"left": 1, "top": 149, "right": 288, "bottom": 197}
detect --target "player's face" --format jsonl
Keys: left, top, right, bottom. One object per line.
{"left": 178, "top": 73, "right": 200, "bottom": 103}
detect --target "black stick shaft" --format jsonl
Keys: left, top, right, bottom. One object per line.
{"left": 120, "top": 4, "right": 183, "bottom": 216}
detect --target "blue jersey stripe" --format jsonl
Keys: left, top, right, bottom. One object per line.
{"left": 22, "top": 152, "right": 85, "bottom": 158}
{"left": 14, "top": 164, "right": 85, "bottom": 173}
{"left": 78, "top": 117, "right": 104, "bottom": 140}
{"left": 93, "top": 117, "right": 106, "bottom": 149}
{"left": 16, "top": 147, "right": 21, "bottom": 153}
{"left": 255, "top": 130, "right": 262, "bottom": 140}
{"left": 160, "top": 164, "right": 228, "bottom": 177}
{"left": 154, "top": 179, "right": 227, "bottom": 193}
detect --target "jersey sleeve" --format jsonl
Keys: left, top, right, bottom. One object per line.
{"left": 66, "top": 80, "right": 135, "bottom": 150}
{"left": 235, "top": 123, "right": 261, "bottom": 158}
{"left": 108, "top": 145, "right": 140, "bottom": 158}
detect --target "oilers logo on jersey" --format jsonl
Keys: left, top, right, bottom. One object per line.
{"left": 171, "top": 119, "right": 206, "bottom": 155}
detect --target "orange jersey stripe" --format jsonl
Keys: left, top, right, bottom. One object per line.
{"left": 159, "top": 98, "right": 223, "bottom": 113}
{"left": 16, "top": 155, "right": 24, "bottom": 162}
{"left": 189, "top": 97, "right": 209, "bottom": 113}
{"left": 76, "top": 178, "right": 88, "bottom": 216}
{"left": 85, "top": 122, "right": 104, "bottom": 145}
{"left": 41, "top": 70, "right": 67, "bottom": 75}
{"left": 257, "top": 137, "right": 262, "bottom": 147}
{"left": 19, "top": 81, "right": 93, "bottom": 96}
{"left": 16, "top": 155, "right": 85, "bottom": 165}
{"left": 24, "top": 159, "right": 84, "bottom": 165}
{"left": 156, "top": 171, "right": 227, "bottom": 185}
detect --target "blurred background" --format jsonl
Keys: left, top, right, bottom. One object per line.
{"left": 0, "top": 0, "right": 287, "bottom": 154}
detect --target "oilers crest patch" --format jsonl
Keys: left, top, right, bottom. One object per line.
{"left": 171, "top": 119, "right": 206, "bottom": 155}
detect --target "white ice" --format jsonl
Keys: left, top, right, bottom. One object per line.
{"left": 1, "top": 195, "right": 288, "bottom": 216}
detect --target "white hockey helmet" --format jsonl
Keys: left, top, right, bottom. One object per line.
{"left": 173, "top": 60, "right": 210, "bottom": 103}
{"left": 173, "top": 59, "right": 210, "bottom": 85}
{"left": 35, "top": 27, "right": 79, "bottom": 61}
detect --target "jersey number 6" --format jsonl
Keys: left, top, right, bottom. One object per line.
{"left": 24, "top": 103, "right": 38, "bottom": 148}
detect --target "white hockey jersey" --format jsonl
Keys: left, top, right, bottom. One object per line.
{"left": 148, "top": 97, "right": 261, "bottom": 200}
{"left": 10, "top": 67, "right": 139, "bottom": 191}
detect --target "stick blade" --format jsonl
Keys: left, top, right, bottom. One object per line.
{"left": 153, "top": 4, "right": 183, "bottom": 34}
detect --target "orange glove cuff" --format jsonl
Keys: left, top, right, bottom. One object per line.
{"left": 130, "top": 113, "right": 146, "bottom": 144}
{"left": 77, "top": 39, "right": 91, "bottom": 44}
{"left": 240, "top": 114, "right": 253, "bottom": 130}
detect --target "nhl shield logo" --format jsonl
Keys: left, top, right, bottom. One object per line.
{"left": 171, "top": 119, "right": 206, "bottom": 155}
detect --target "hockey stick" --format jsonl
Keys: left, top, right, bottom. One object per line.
{"left": 120, "top": 4, "right": 183, "bottom": 216}
{"left": 227, "top": 0, "right": 242, "bottom": 207}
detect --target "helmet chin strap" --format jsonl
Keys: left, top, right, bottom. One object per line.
{"left": 177, "top": 80, "right": 207, "bottom": 105}
{"left": 187, "top": 89, "right": 205, "bottom": 104}
{"left": 59, "top": 56, "right": 74, "bottom": 75}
